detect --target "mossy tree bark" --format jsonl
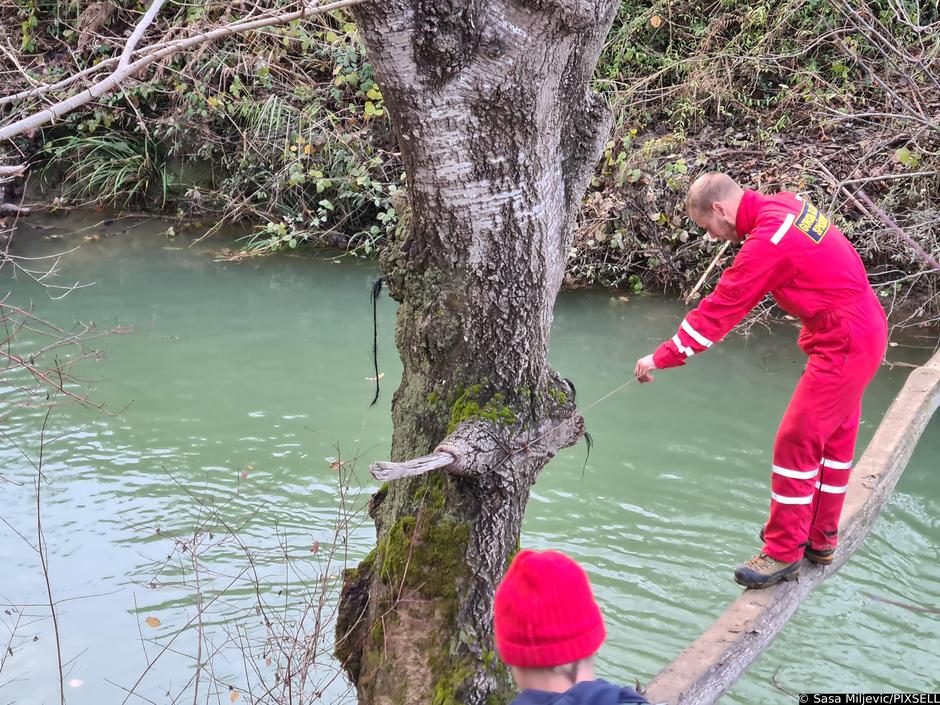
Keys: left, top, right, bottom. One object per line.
{"left": 335, "top": 2, "right": 619, "bottom": 703}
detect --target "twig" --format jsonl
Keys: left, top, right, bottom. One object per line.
{"left": 35, "top": 405, "right": 65, "bottom": 705}
{"left": 841, "top": 170, "right": 938, "bottom": 185}
{"left": 855, "top": 188, "right": 940, "bottom": 272}
{"left": 812, "top": 158, "right": 875, "bottom": 219}
{"left": 770, "top": 666, "right": 796, "bottom": 696}
{"left": 684, "top": 241, "right": 730, "bottom": 303}
{"left": 864, "top": 592, "right": 940, "bottom": 615}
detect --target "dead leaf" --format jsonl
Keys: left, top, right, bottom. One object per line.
{"left": 229, "top": 688, "right": 241, "bottom": 702}
{"left": 145, "top": 616, "right": 161, "bottom": 628}
{"left": 310, "top": 541, "right": 320, "bottom": 554}
{"left": 265, "top": 657, "right": 272, "bottom": 667}
{"left": 650, "top": 14, "right": 663, "bottom": 28}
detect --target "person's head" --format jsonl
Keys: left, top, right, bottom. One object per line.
{"left": 493, "top": 550, "right": 606, "bottom": 692}
{"left": 686, "top": 172, "right": 745, "bottom": 243}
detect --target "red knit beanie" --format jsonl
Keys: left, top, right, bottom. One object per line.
{"left": 493, "top": 549, "right": 606, "bottom": 668}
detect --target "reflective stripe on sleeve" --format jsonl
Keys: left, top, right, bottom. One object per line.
{"left": 680, "top": 319, "right": 714, "bottom": 348}
{"left": 770, "top": 213, "right": 795, "bottom": 245}
{"left": 672, "top": 334, "right": 695, "bottom": 357}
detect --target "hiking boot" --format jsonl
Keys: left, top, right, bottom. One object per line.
{"left": 759, "top": 526, "right": 835, "bottom": 566}
{"left": 734, "top": 552, "right": 801, "bottom": 588}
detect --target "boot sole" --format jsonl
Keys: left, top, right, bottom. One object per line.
{"left": 805, "top": 551, "right": 834, "bottom": 565}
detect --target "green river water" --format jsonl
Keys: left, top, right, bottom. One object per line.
{"left": 2, "top": 214, "right": 938, "bottom": 704}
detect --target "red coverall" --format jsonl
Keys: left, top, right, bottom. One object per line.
{"left": 653, "top": 189, "right": 887, "bottom": 563}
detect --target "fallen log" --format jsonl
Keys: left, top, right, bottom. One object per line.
{"left": 645, "top": 348, "right": 940, "bottom": 705}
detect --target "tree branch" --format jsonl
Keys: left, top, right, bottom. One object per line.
{"left": 0, "top": 0, "right": 371, "bottom": 143}
{"left": 854, "top": 188, "right": 940, "bottom": 272}
{"left": 370, "top": 451, "right": 456, "bottom": 481}
{"left": 370, "top": 413, "right": 584, "bottom": 481}
{"left": 0, "top": 203, "right": 32, "bottom": 216}
{"left": 118, "top": 0, "right": 168, "bottom": 72}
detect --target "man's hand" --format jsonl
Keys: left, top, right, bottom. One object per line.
{"left": 634, "top": 354, "right": 656, "bottom": 384}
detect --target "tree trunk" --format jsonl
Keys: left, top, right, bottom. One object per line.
{"left": 334, "top": 2, "right": 619, "bottom": 704}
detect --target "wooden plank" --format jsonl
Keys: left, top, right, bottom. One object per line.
{"left": 644, "top": 349, "right": 940, "bottom": 705}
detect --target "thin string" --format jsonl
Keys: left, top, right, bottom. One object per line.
{"left": 501, "top": 376, "right": 643, "bottom": 462}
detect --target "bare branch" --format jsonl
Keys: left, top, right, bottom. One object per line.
{"left": 118, "top": 0, "right": 168, "bottom": 73}
{"left": 855, "top": 188, "right": 940, "bottom": 272}
{"left": 684, "top": 241, "right": 730, "bottom": 303}
{"left": 370, "top": 451, "right": 456, "bottom": 481}
{"left": 0, "top": 0, "right": 371, "bottom": 143}
{"left": 371, "top": 412, "right": 584, "bottom": 482}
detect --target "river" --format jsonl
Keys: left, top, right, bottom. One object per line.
{"left": 2, "top": 213, "right": 938, "bottom": 704}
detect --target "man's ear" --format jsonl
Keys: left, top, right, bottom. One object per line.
{"left": 712, "top": 201, "right": 725, "bottom": 218}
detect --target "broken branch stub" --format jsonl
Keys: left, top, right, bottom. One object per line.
{"left": 369, "top": 413, "right": 585, "bottom": 482}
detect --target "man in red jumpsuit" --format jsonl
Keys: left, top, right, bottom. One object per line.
{"left": 634, "top": 173, "right": 887, "bottom": 588}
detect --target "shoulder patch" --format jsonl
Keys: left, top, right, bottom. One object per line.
{"left": 793, "top": 199, "right": 830, "bottom": 243}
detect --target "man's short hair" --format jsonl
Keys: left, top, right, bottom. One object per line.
{"left": 686, "top": 172, "right": 740, "bottom": 217}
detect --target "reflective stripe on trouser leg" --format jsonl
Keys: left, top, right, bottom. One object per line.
{"left": 765, "top": 361, "right": 854, "bottom": 563}
{"left": 809, "top": 404, "right": 862, "bottom": 550}
{"left": 764, "top": 467, "right": 818, "bottom": 563}
{"left": 763, "top": 309, "right": 885, "bottom": 564}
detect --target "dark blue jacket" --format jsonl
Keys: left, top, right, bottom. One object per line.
{"left": 509, "top": 679, "right": 649, "bottom": 705}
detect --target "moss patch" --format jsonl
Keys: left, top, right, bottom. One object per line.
{"left": 376, "top": 474, "right": 470, "bottom": 603}
{"left": 379, "top": 513, "right": 470, "bottom": 600}
{"left": 447, "top": 385, "right": 516, "bottom": 433}
{"left": 547, "top": 385, "right": 568, "bottom": 405}
{"left": 431, "top": 660, "right": 474, "bottom": 705}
